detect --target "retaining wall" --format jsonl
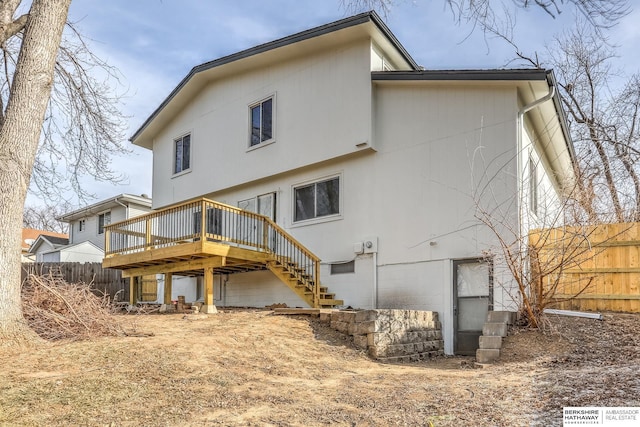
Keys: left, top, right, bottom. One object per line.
{"left": 324, "top": 309, "right": 444, "bottom": 362}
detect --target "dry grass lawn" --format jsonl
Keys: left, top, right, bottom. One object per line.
{"left": 1, "top": 309, "right": 638, "bottom": 426}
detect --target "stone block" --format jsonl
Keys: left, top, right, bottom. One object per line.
{"left": 348, "top": 322, "right": 358, "bottom": 336}
{"left": 319, "top": 312, "right": 332, "bottom": 323}
{"left": 476, "top": 348, "right": 500, "bottom": 364}
{"left": 479, "top": 335, "right": 502, "bottom": 349}
{"left": 339, "top": 311, "right": 357, "bottom": 323}
{"left": 353, "top": 334, "right": 368, "bottom": 350}
{"left": 355, "top": 320, "right": 376, "bottom": 335}
{"left": 334, "top": 321, "right": 349, "bottom": 334}
{"left": 482, "top": 322, "right": 508, "bottom": 337}
{"left": 354, "top": 310, "right": 376, "bottom": 322}
{"left": 487, "top": 311, "right": 516, "bottom": 325}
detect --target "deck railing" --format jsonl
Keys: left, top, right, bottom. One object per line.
{"left": 104, "top": 198, "right": 320, "bottom": 303}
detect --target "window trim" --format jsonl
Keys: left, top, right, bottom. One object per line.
{"left": 173, "top": 132, "right": 192, "bottom": 176}
{"left": 247, "top": 95, "right": 276, "bottom": 150}
{"left": 291, "top": 174, "right": 343, "bottom": 227}
{"left": 98, "top": 211, "right": 111, "bottom": 235}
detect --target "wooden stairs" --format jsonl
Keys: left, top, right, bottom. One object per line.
{"left": 267, "top": 257, "right": 343, "bottom": 308}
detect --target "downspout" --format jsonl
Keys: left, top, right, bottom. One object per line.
{"left": 373, "top": 252, "right": 378, "bottom": 309}
{"left": 516, "top": 84, "right": 555, "bottom": 307}
{"left": 113, "top": 197, "right": 129, "bottom": 219}
{"left": 517, "top": 85, "right": 555, "bottom": 241}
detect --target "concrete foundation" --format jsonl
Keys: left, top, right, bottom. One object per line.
{"left": 201, "top": 305, "right": 218, "bottom": 314}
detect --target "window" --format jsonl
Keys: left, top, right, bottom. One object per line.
{"left": 174, "top": 134, "right": 191, "bottom": 174}
{"left": 529, "top": 156, "right": 538, "bottom": 215}
{"left": 238, "top": 193, "right": 276, "bottom": 221}
{"left": 249, "top": 97, "right": 273, "bottom": 147}
{"left": 193, "top": 208, "right": 222, "bottom": 236}
{"left": 78, "top": 219, "right": 86, "bottom": 232}
{"left": 331, "top": 261, "right": 355, "bottom": 275}
{"left": 294, "top": 176, "right": 340, "bottom": 222}
{"left": 98, "top": 211, "right": 111, "bottom": 235}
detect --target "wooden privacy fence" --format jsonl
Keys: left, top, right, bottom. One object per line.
{"left": 529, "top": 222, "right": 640, "bottom": 313}
{"left": 22, "top": 262, "right": 129, "bottom": 303}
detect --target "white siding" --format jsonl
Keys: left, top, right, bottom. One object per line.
{"left": 128, "top": 203, "right": 152, "bottom": 219}
{"left": 58, "top": 242, "right": 104, "bottom": 263}
{"left": 41, "top": 251, "right": 61, "bottom": 263}
{"left": 151, "top": 39, "right": 373, "bottom": 208}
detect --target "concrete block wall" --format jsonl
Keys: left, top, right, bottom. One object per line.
{"left": 326, "top": 309, "right": 444, "bottom": 362}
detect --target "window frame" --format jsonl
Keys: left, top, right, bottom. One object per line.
{"left": 98, "top": 211, "right": 111, "bottom": 235}
{"left": 292, "top": 174, "right": 342, "bottom": 226}
{"left": 330, "top": 260, "right": 355, "bottom": 275}
{"left": 248, "top": 95, "right": 275, "bottom": 149}
{"left": 173, "top": 133, "right": 192, "bottom": 176}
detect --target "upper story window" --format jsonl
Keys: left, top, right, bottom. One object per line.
{"left": 294, "top": 176, "right": 340, "bottom": 223}
{"left": 174, "top": 134, "right": 191, "bottom": 174}
{"left": 78, "top": 219, "right": 86, "bottom": 232}
{"left": 249, "top": 97, "right": 274, "bottom": 147}
{"left": 98, "top": 211, "right": 111, "bottom": 235}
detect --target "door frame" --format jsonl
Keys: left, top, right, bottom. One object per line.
{"left": 452, "top": 258, "right": 494, "bottom": 355}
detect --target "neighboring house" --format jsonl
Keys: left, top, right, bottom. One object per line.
{"left": 104, "top": 12, "right": 575, "bottom": 354}
{"left": 42, "top": 194, "right": 154, "bottom": 263}
{"left": 22, "top": 228, "right": 68, "bottom": 262}
{"left": 30, "top": 236, "right": 103, "bottom": 263}
{"left": 28, "top": 234, "right": 70, "bottom": 262}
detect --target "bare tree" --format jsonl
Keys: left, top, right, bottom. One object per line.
{"left": 0, "top": 1, "right": 126, "bottom": 343}
{"left": 471, "top": 143, "right": 614, "bottom": 327}
{"left": 23, "top": 204, "right": 70, "bottom": 234}
{"left": 545, "top": 26, "right": 640, "bottom": 222}
{"left": 343, "top": 0, "right": 629, "bottom": 32}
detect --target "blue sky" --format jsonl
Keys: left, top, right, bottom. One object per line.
{"left": 63, "top": 0, "right": 640, "bottom": 204}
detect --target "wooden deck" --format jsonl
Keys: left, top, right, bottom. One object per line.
{"left": 102, "top": 198, "right": 343, "bottom": 309}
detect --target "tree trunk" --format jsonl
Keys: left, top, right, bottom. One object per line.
{"left": 0, "top": 0, "right": 71, "bottom": 343}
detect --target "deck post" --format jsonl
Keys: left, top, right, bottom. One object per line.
{"left": 145, "top": 218, "right": 152, "bottom": 249}
{"left": 163, "top": 273, "right": 173, "bottom": 305}
{"left": 202, "top": 266, "right": 217, "bottom": 314}
{"left": 129, "top": 276, "right": 137, "bottom": 305}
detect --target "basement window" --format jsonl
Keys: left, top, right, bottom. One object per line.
{"left": 330, "top": 261, "right": 355, "bottom": 275}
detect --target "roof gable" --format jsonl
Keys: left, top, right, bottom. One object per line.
{"left": 22, "top": 228, "right": 68, "bottom": 251}
{"left": 131, "top": 11, "right": 418, "bottom": 149}
{"left": 28, "top": 234, "right": 70, "bottom": 254}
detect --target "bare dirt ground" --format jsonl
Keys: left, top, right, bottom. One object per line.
{"left": 0, "top": 309, "right": 638, "bottom": 426}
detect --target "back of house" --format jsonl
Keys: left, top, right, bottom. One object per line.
{"left": 123, "top": 12, "right": 574, "bottom": 354}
